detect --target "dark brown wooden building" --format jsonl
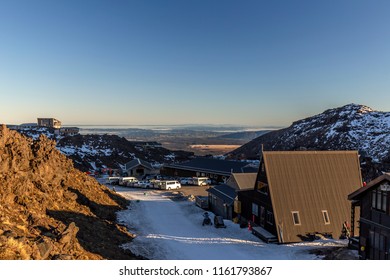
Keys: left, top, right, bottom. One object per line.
{"left": 207, "top": 173, "right": 257, "bottom": 220}
{"left": 348, "top": 173, "right": 390, "bottom": 259}
{"left": 207, "top": 184, "right": 236, "bottom": 219}
{"left": 238, "top": 151, "right": 363, "bottom": 243}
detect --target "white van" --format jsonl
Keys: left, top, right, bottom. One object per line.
{"left": 192, "top": 177, "right": 210, "bottom": 186}
{"left": 118, "top": 177, "right": 138, "bottom": 186}
{"left": 107, "top": 177, "right": 120, "bottom": 185}
{"left": 159, "top": 180, "right": 181, "bottom": 190}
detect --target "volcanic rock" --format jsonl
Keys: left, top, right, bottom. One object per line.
{"left": 0, "top": 125, "right": 136, "bottom": 260}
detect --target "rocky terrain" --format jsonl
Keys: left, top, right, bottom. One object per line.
{"left": 14, "top": 127, "right": 193, "bottom": 172}
{"left": 227, "top": 104, "right": 390, "bottom": 181}
{"left": 0, "top": 125, "right": 138, "bottom": 260}
{"left": 57, "top": 134, "right": 193, "bottom": 172}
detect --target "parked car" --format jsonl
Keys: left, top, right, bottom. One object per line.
{"left": 119, "top": 177, "right": 138, "bottom": 186}
{"left": 180, "top": 177, "right": 193, "bottom": 185}
{"left": 159, "top": 180, "right": 181, "bottom": 190}
{"left": 192, "top": 177, "right": 211, "bottom": 186}
{"left": 125, "top": 178, "right": 139, "bottom": 187}
{"left": 135, "top": 181, "right": 154, "bottom": 188}
{"left": 142, "top": 175, "right": 162, "bottom": 181}
{"left": 107, "top": 177, "right": 120, "bottom": 185}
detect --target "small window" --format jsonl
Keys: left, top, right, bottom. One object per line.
{"left": 322, "top": 210, "right": 330, "bottom": 224}
{"left": 377, "top": 191, "right": 382, "bottom": 210}
{"left": 372, "top": 188, "right": 387, "bottom": 212}
{"left": 375, "top": 232, "right": 380, "bottom": 249}
{"left": 252, "top": 203, "right": 259, "bottom": 216}
{"left": 291, "top": 211, "right": 301, "bottom": 225}
{"left": 382, "top": 192, "right": 387, "bottom": 212}
{"left": 266, "top": 211, "right": 274, "bottom": 225}
{"left": 257, "top": 181, "right": 268, "bottom": 195}
{"left": 259, "top": 186, "right": 268, "bottom": 195}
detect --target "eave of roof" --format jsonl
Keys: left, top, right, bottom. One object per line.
{"left": 207, "top": 185, "right": 236, "bottom": 205}
{"left": 164, "top": 158, "right": 252, "bottom": 176}
{"left": 231, "top": 173, "right": 257, "bottom": 190}
{"left": 125, "top": 158, "right": 153, "bottom": 171}
{"left": 348, "top": 173, "right": 390, "bottom": 200}
{"left": 164, "top": 164, "right": 234, "bottom": 176}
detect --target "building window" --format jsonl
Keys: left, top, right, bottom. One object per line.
{"left": 377, "top": 190, "right": 382, "bottom": 211}
{"left": 259, "top": 186, "right": 268, "bottom": 195}
{"left": 322, "top": 210, "right": 330, "bottom": 224}
{"left": 260, "top": 206, "right": 265, "bottom": 226}
{"left": 374, "top": 232, "right": 380, "bottom": 251}
{"left": 252, "top": 203, "right": 259, "bottom": 217}
{"left": 257, "top": 181, "right": 268, "bottom": 195}
{"left": 372, "top": 190, "right": 376, "bottom": 208}
{"left": 266, "top": 211, "right": 274, "bottom": 225}
{"left": 372, "top": 189, "right": 388, "bottom": 212}
{"left": 291, "top": 211, "right": 301, "bottom": 225}
{"left": 369, "top": 230, "right": 388, "bottom": 259}
{"left": 136, "top": 168, "right": 144, "bottom": 175}
{"left": 379, "top": 234, "right": 385, "bottom": 251}
{"left": 383, "top": 192, "right": 387, "bottom": 212}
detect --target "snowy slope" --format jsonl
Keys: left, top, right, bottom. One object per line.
{"left": 116, "top": 188, "right": 355, "bottom": 260}
{"left": 229, "top": 104, "right": 390, "bottom": 163}
{"left": 14, "top": 129, "right": 193, "bottom": 172}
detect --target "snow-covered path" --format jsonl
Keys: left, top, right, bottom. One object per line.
{"left": 116, "top": 188, "right": 352, "bottom": 260}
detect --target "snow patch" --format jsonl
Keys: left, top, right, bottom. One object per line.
{"left": 117, "top": 188, "right": 352, "bottom": 260}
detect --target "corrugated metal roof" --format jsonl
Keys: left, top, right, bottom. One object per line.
{"left": 207, "top": 184, "right": 236, "bottom": 205}
{"left": 125, "top": 158, "right": 154, "bottom": 171}
{"left": 164, "top": 157, "right": 256, "bottom": 176}
{"left": 228, "top": 173, "right": 257, "bottom": 190}
{"left": 262, "top": 151, "right": 362, "bottom": 243}
{"left": 348, "top": 173, "right": 390, "bottom": 200}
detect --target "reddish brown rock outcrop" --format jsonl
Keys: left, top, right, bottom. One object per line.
{"left": 0, "top": 125, "right": 136, "bottom": 259}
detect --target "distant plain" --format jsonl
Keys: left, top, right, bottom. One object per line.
{"left": 75, "top": 125, "right": 273, "bottom": 155}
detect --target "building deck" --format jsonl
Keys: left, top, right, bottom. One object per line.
{"left": 251, "top": 226, "right": 278, "bottom": 243}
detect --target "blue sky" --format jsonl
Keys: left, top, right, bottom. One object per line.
{"left": 1, "top": 0, "right": 390, "bottom": 126}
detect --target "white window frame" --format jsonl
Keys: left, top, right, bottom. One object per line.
{"left": 322, "top": 210, "right": 330, "bottom": 225}
{"left": 291, "top": 211, "right": 301, "bottom": 225}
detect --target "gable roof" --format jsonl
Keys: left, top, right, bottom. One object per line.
{"left": 262, "top": 151, "right": 362, "bottom": 243}
{"left": 124, "top": 158, "right": 154, "bottom": 171}
{"left": 207, "top": 184, "right": 237, "bottom": 206}
{"left": 227, "top": 173, "right": 257, "bottom": 191}
{"left": 164, "top": 157, "right": 257, "bottom": 176}
{"left": 348, "top": 173, "right": 390, "bottom": 201}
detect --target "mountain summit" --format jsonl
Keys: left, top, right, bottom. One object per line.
{"left": 227, "top": 104, "right": 390, "bottom": 177}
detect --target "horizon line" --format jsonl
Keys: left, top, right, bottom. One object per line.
{"left": 65, "top": 124, "right": 284, "bottom": 129}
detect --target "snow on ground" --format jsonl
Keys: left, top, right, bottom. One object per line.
{"left": 115, "top": 187, "right": 354, "bottom": 260}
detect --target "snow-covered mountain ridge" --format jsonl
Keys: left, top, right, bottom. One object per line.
{"left": 228, "top": 104, "right": 390, "bottom": 168}
{"left": 13, "top": 128, "right": 193, "bottom": 172}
